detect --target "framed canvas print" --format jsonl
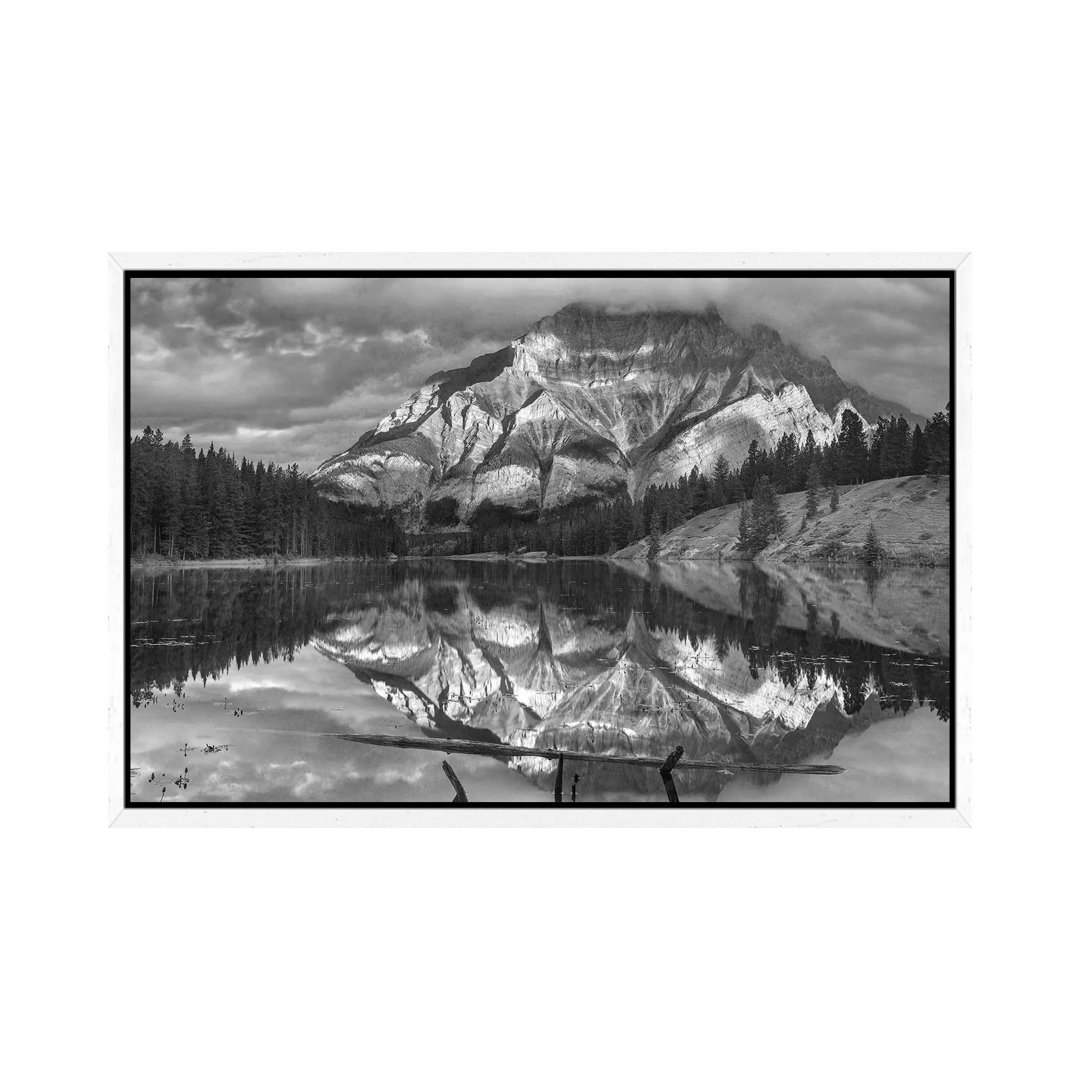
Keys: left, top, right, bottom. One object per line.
{"left": 108, "top": 254, "right": 970, "bottom": 826}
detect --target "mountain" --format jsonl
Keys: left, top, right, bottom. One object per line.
{"left": 312, "top": 303, "right": 922, "bottom": 522}
{"left": 743, "top": 323, "right": 924, "bottom": 428}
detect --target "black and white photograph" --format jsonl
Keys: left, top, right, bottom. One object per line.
{"left": 14, "top": 2, "right": 1080, "bottom": 1076}
{"left": 125, "top": 268, "right": 955, "bottom": 809}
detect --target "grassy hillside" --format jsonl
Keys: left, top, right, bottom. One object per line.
{"left": 615, "top": 476, "right": 950, "bottom": 565}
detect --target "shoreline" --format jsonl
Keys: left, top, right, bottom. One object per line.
{"left": 129, "top": 551, "right": 947, "bottom": 571}
{"left": 129, "top": 555, "right": 367, "bottom": 571}
{"left": 615, "top": 554, "right": 950, "bottom": 569}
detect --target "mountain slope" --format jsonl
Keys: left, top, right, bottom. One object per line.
{"left": 614, "top": 475, "right": 950, "bottom": 565}
{"left": 312, "top": 303, "right": 922, "bottom": 520}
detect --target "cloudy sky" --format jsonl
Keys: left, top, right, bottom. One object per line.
{"left": 130, "top": 275, "right": 950, "bottom": 471}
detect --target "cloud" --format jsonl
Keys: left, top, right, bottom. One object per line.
{"left": 130, "top": 275, "right": 950, "bottom": 469}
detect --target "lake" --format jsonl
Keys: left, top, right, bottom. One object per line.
{"left": 128, "top": 559, "right": 951, "bottom": 805}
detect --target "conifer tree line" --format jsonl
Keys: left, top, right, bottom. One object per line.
{"left": 129, "top": 428, "right": 407, "bottom": 559}
{"left": 130, "top": 404, "right": 949, "bottom": 561}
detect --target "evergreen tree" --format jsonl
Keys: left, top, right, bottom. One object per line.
{"left": 868, "top": 418, "right": 887, "bottom": 481}
{"left": 861, "top": 522, "right": 884, "bottom": 565}
{"left": 752, "top": 477, "right": 783, "bottom": 547}
{"left": 836, "top": 409, "right": 868, "bottom": 484}
{"left": 740, "top": 439, "right": 761, "bottom": 496}
{"left": 712, "top": 454, "right": 731, "bottom": 508}
{"left": 829, "top": 482, "right": 840, "bottom": 513}
{"left": 911, "top": 424, "right": 928, "bottom": 475}
{"left": 736, "top": 500, "right": 752, "bottom": 553}
{"left": 798, "top": 432, "right": 819, "bottom": 489}
{"left": 129, "top": 428, "right": 153, "bottom": 554}
{"left": 647, "top": 513, "right": 662, "bottom": 561}
{"left": 772, "top": 432, "right": 799, "bottom": 492}
{"left": 804, "top": 461, "right": 821, "bottom": 518}
{"left": 737, "top": 479, "right": 783, "bottom": 557}
{"left": 690, "top": 468, "right": 711, "bottom": 517}
{"left": 882, "top": 416, "right": 911, "bottom": 478}
{"left": 924, "top": 403, "right": 951, "bottom": 477}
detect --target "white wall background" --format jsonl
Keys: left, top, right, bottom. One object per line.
{"left": 3, "top": 2, "right": 1074, "bottom": 1078}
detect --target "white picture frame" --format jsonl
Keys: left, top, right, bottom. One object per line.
{"left": 109, "top": 252, "right": 971, "bottom": 827}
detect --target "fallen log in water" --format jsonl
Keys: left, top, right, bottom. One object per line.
{"left": 327, "top": 731, "right": 844, "bottom": 775}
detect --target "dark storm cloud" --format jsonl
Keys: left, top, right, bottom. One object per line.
{"left": 130, "top": 275, "right": 949, "bottom": 470}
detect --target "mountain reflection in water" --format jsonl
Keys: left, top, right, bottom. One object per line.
{"left": 129, "top": 560, "right": 950, "bottom": 803}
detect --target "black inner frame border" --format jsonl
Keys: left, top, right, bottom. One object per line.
{"left": 123, "top": 268, "right": 957, "bottom": 811}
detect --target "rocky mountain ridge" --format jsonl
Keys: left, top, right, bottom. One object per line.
{"left": 312, "top": 303, "right": 922, "bottom": 522}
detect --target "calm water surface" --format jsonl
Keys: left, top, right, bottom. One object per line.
{"left": 129, "top": 559, "right": 950, "bottom": 804}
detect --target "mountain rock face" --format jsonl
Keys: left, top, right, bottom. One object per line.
{"left": 312, "top": 303, "right": 920, "bottom": 520}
